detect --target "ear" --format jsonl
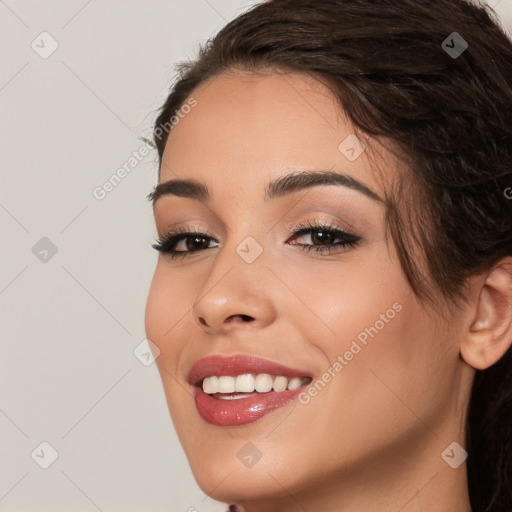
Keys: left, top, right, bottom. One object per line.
{"left": 460, "top": 256, "right": 512, "bottom": 370}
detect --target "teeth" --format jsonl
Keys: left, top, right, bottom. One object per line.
{"left": 255, "top": 373, "right": 273, "bottom": 392}
{"left": 272, "top": 376, "right": 288, "bottom": 392}
{"left": 201, "top": 374, "right": 309, "bottom": 394}
{"left": 218, "top": 376, "right": 236, "bottom": 393}
{"left": 217, "top": 392, "right": 259, "bottom": 400}
{"left": 202, "top": 375, "right": 218, "bottom": 394}
{"left": 235, "top": 374, "right": 255, "bottom": 392}
{"left": 287, "top": 377, "right": 303, "bottom": 391}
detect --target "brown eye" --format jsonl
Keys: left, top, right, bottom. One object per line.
{"left": 288, "top": 221, "right": 361, "bottom": 255}
{"left": 152, "top": 230, "right": 218, "bottom": 259}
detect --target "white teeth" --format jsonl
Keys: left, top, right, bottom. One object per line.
{"left": 217, "top": 376, "right": 236, "bottom": 393}
{"left": 255, "top": 373, "right": 273, "bottom": 392}
{"left": 202, "top": 375, "right": 218, "bottom": 394}
{"left": 272, "top": 376, "right": 288, "bottom": 392}
{"left": 235, "top": 374, "right": 255, "bottom": 392}
{"left": 201, "top": 374, "right": 310, "bottom": 394}
{"left": 217, "top": 392, "right": 259, "bottom": 400}
{"left": 287, "top": 377, "right": 303, "bottom": 391}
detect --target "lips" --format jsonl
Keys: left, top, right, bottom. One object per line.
{"left": 187, "top": 354, "right": 313, "bottom": 426}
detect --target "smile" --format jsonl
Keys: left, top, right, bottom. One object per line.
{"left": 202, "top": 374, "right": 311, "bottom": 395}
{"left": 187, "top": 355, "right": 313, "bottom": 426}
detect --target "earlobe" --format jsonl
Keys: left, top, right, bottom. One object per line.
{"left": 461, "top": 257, "right": 512, "bottom": 371}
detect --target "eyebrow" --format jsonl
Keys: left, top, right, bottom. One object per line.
{"left": 147, "top": 169, "right": 383, "bottom": 206}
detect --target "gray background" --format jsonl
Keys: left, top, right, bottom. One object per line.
{"left": 1, "top": 1, "right": 511, "bottom": 511}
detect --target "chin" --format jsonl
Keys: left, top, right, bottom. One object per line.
{"left": 191, "top": 463, "right": 294, "bottom": 504}
{"left": 182, "top": 436, "right": 305, "bottom": 502}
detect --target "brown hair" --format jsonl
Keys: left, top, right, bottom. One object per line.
{"left": 151, "top": 1, "right": 512, "bottom": 509}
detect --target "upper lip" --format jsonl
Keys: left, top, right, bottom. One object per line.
{"left": 187, "top": 354, "right": 313, "bottom": 386}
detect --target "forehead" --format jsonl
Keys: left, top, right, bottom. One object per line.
{"left": 159, "top": 70, "right": 393, "bottom": 202}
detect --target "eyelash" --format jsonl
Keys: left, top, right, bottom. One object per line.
{"left": 151, "top": 220, "right": 361, "bottom": 260}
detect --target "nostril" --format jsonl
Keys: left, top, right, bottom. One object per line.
{"left": 226, "top": 314, "right": 253, "bottom": 323}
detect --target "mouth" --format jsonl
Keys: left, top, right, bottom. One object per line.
{"left": 187, "top": 355, "right": 313, "bottom": 426}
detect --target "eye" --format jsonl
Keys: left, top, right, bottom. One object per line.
{"left": 151, "top": 221, "right": 361, "bottom": 260}
{"left": 152, "top": 228, "right": 218, "bottom": 260}
{"left": 287, "top": 220, "right": 361, "bottom": 255}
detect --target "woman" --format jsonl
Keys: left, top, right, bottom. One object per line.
{"left": 145, "top": 0, "right": 512, "bottom": 510}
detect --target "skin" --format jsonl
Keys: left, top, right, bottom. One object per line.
{"left": 144, "top": 70, "right": 512, "bottom": 512}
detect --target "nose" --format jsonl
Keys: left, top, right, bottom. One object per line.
{"left": 192, "top": 259, "right": 277, "bottom": 336}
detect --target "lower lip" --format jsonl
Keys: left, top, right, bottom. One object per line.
{"left": 194, "top": 386, "right": 305, "bottom": 426}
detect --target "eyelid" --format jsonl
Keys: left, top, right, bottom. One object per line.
{"left": 159, "top": 216, "right": 356, "bottom": 241}
{"left": 157, "top": 223, "right": 218, "bottom": 239}
{"left": 283, "top": 214, "right": 357, "bottom": 237}
{"left": 160, "top": 211, "right": 357, "bottom": 235}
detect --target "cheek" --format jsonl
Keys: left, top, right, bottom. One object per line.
{"left": 286, "top": 246, "right": 406, "bottom": 344}
{"left": 291, "top": 254, "right": 450, "bottom": 443}
{"left": 144, "top": 262, "right": 197, "bottom": 344}
{"left": 144, "top": 264, "right": 193, "bottom": 391}
{"left": 144, "top": 266, "right": 199, "bottom": 437}
{"left": 318, "top": 297, "right": 452, "bottom": 449}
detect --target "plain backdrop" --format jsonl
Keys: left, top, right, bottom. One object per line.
{"left": 1, "top": 1, "right": 511, "bottom": 511}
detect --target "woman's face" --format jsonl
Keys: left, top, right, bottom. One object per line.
{"left": 145, "top": 71, "right": 472, "bottom": 505}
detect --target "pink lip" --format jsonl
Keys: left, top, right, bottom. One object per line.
{"left": 187, "top": 355, "right": 313, "bottom": 427}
